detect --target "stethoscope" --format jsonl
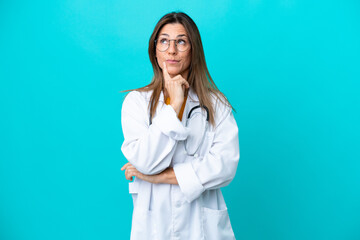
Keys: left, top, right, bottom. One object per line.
{"left": 149, "top": 105, "right": 210, "bottom": 156}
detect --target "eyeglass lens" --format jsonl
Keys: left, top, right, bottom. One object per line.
{"left": 156, "top": 37, "right": 190, "bottom": 52}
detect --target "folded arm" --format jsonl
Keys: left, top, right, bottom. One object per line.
{"left": 173, "top": 105, "right": 240, "bottom": 202}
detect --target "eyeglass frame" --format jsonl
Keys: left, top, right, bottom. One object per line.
{"left": 154, "top": 37, "right": 191, "bottom": 52}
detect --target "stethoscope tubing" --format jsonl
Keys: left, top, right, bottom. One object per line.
{"left": 148, "top": 105, "right": 209, "bottom": 126}
{"left": 148, "top": 105, "right": 210, "bottom": 156}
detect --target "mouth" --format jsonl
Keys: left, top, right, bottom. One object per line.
{"left": 166, "top": 59, "right": 180, "bottom": 64}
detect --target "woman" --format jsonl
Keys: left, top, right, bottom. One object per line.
{"left": 121, "top": 11, "right": 239, "bottom": 240}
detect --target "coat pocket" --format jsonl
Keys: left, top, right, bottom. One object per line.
{"left": 201, "top": 207, "right": 236, "bottom": 240}
{"left": 129, "top": 181, "right": 140, "bottom": 207}
{"left": 130, "top": 207, "right": 157, "bottom": 240}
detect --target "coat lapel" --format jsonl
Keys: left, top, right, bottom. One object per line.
{"left": 150, "top": 88, "right": 200, "bottom": 126}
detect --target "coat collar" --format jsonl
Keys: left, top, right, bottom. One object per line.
{"left": 187, "top": 87, "right": 199, "bottom": 102}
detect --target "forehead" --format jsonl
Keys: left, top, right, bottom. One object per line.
{"left": 158, "top": 23, "right": 188, "bottom": 37}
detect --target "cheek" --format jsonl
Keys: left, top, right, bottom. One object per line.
{"left": 183, "top": 53, "right": 191, "bottom": 68}
{"left": 156, "top": 52, "right": 166, "bottom": 65}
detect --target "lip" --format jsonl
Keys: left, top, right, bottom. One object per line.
{"left": 166, "top": 59, "right": 179, "bottom": 63}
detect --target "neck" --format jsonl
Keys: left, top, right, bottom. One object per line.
{"left": 163, "top": 88, "right": 189, "bottom": 99}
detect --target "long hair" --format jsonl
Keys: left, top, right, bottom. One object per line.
{"left": 123, "top": 11, "right": 234, "bottom": 126}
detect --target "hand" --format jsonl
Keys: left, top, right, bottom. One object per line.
{"left": 121, "top": 162, "right": 161, "bottom": 184}
{"left": 121, "top": 162, "right": 178, "bottom": 185}
{"left": 162, "top": 62, "right": 189, "bottom": 115}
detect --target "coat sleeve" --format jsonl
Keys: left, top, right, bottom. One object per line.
{"left": 173, "top": 101, "right": 240, "bottom": 203}
{"left": 121, "top": 91, "right": 190, "bottom": 175}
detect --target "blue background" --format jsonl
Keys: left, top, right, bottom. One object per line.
{"left": 1, "top": 1, "right": 359, "bottom": 239}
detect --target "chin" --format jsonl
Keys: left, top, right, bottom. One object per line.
{"left": 168, "top": 70, "right": 181, "bottom": 75}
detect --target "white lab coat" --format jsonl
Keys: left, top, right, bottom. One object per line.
{"left": 121, "top": 87, "right": 239, "bottom": 240}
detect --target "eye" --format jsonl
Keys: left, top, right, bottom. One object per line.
{"left": 159, "top": 38, "right": 168, "bottom": 44}
{"left": 177, "top": 39, "right": 187, "bottom": 45}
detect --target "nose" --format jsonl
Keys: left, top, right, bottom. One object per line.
{"left": 167, "top": 40, "right": 177, "bottom": 54}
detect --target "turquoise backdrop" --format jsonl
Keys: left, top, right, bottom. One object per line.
{"left": 1, "top": 1, "right": 359, "bottom": 239}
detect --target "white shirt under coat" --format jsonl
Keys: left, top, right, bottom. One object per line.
{"left": 121, "top": 87, "right": 240, "bottom": 240}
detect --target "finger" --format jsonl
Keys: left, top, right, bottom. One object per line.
{"left": 125, "top": 166, "right": 138, "bottom": 172}
{"left": 127, "top": 168, "right": 144, "bottom": 181}
{"left": 126, "top": 174, "right": 133, "bottom": 181}
{"left": 173, "top": 75, "right": 189, "bottom": 88}
{"left": 120, "top": 163, "right": 128, "bottom": 171}
{"left": 174, "top": 74, "right": 185, "bottom": 80}
{"left": 175, "top": 78, "right": 189, "bottom": 88}
{"left": 163, "top": 62, "right": 171, "bottom": 80}
{"left": 125, "top": 169, "right": 135, "bottom": 180}
{"left": 181, "top": 79, "right": 190, "bottom": 88}
{"left": 125, "top": 171, "right": 131, "bottom": 180}
{"left": 126, "top": 168, "right": 139, "bottom": 177}
{"left": 121, "top": 162, "right": 132, "bottom": 171}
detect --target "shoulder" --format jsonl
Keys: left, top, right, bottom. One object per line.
{"left": 123, "top": 90, "right": 152, "bottom": 105}
{"left": 210, "top": 91, "right": 232, "bottom": 114}
{"left": 209, "top": 91, "right": 233, "bottom": 127}
{"left": 121, "top": 90, "right": 153, "bottom": 115}
{"left": 124, "top": 90, "right": 152, "bottom": 100}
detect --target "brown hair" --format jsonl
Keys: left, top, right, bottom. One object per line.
{"left": 123, "top": 11, "right": 234, "bottom": 126}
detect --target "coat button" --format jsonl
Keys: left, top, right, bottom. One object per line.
{"left": 194, "top": 153, "right": 198, "bottom": 158}
{"left": 175, "top": 201, "right": 181, "bottom": 208}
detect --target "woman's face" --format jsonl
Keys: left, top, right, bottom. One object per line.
{"left": 156, "top": 23, "right": 192, "bottom": 79}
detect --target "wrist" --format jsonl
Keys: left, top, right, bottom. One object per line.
{"left": 156, "top": 168, "right": 172, "bottom": 184}
{"left": 170, "top": 103, "right": 181, "bottom": 115}
{"left": 164, "top": 167, "right": 178, "bottom": 185}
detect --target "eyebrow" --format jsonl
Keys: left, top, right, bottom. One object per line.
{"left": 159, "top": 33, "right": 187, "bottom": 37}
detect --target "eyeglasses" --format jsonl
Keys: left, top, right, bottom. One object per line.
{"left": 155, "top": 37, "right": 191, "bottom": 52}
